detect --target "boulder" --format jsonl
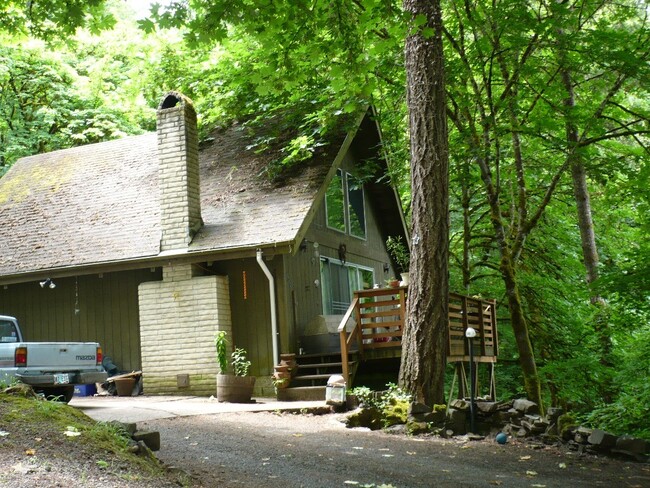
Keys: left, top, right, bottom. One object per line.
{"left": 409, "top": 402, "right": 431, "bottom": 415}
{"left": 476, "top": 401, "right": 497, "bottom": 414}
{"left": 407, "top": 421, "right": 430, "bottom": 435}
{"left": 616, "top": 435, "right": 648, "bottom": 453}
{"left": 513, "top": 399, "right": 539, "bottom": 415}
{"left": 344, "top": 407, "right": 383, "bottom": 430}
{"left": 446, "top": 408, "right": 467, "bottom": 435}
{"left": 587, "top": 429, "right": 618, "bottom": 451}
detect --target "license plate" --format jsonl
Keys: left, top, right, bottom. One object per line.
{"left": 54, "top": 373, "right": 69, "bottom": 385}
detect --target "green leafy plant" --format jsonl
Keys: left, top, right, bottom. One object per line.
{"left": 214, "top": 332, "right": 251, "bottom": 376}
{"left": 349, "top": 383, "right": 412, "bottom": 428}
{"left": 386, "top": 236, "right": 409, "bottom": 273}
{"left": 231, "top": 348, "right": 251, "bottom": 377}
{"left": 214, "top": 331, "right": 229, "bottom": 374}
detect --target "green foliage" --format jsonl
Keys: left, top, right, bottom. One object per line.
{"left": 231, "top": 348, "right": 251, "bottom": 377}
{"left": 386, "top": 236, "right": 410, "bottom": 273}
{"left": 582, "top": 323, "right": 650, "bottom": 439}
{"left": 214, "top": 331, "right": 229, "bottom": 374}
{"left": 350, "top": 383, "right": 412, "bottom": 428}
{"left": 0, "top": 0, "right": 115, "bottom": 41}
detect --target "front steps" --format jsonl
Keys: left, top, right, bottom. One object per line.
{"left": 276, "top": 352, "right": 357, "bottom": 401}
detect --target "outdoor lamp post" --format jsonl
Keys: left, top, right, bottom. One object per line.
{"left": 465, "top": 326, "right": 477, "bottom": 433}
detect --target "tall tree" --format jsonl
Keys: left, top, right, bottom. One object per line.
{"left": 398, "top": 0, "right": 449, "bottom": 406}
{"left": 0, "top": 0, "right": 114, "bottom": 40}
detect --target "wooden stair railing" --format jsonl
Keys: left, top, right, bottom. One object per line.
{"left": 338, "top": 287, "right": 498, "bottom": 387}
{"left": 338, "top": 297, "right": 360, "bottom": 385}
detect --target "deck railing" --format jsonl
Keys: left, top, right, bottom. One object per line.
{"left": 337, "top": 287, "right": 498, "bottom": 385}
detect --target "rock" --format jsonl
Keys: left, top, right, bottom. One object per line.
{"left": 513, "top": 399, "right": 539, "bottom": 415}
{"left": 407, "top": 421, "right": 430, "bottom": 435}
{"left": 576, "top": 426, "right": 593, "bottom": 437}
{"left": 476, "top": 401, "right": 497, "bottom": 414}
{"left": 467, "top": 433, "right": 485, "bottom": 441}
{"left": 495, "top": 411, "right": 514, "bottom": 424}
{"left": 409, "top": 410, "right": 446, "bottom": 426}
{"left": 384, "top": 424, "right": 407, "bottom": 435}
{"left": 574, "top": 433, "right": 589, "bottom": 445}
{"left": 494, "top": 400, "right": 514, "bottom": 411}
{"left": 344, "top": 407, "right": 383, "bottom": 430}
{"left": 446, "top": 408, "right": 467, "bottom": 435}
{"left": 616, "top": 435, "right": 648, "bottom": 454}
{"left": 132, "top": 430, "right": 161, "bottom": 451}
{"left": 409, "top": 402, "right": 431, "bottom": 415}
{"left": 587, "top": 429, "right": 618, "bottom": 451}
{"left": 450, "top": 399, "right": 470, "bottom": 410}
{"left": 546, "top": 407, "right": 563, "bottom": 422}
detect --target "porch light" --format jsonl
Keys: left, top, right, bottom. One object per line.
{"left": 39, "top": 278, "right": 56, "bottom": 289}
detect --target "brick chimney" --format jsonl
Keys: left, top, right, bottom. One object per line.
{"left": 156, "top": 91, "right": 202, "bottom": 252}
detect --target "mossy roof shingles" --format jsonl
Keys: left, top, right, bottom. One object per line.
{"left": 0, "top": 123, "right": 333, "bottom": 278}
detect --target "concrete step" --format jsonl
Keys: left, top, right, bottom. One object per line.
{"left": 276, "top": 386, "right": 326, "bottom": 402}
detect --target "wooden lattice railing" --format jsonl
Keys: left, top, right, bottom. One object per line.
{"left": 337, "top": 287, "right": 498, "bottom": 385}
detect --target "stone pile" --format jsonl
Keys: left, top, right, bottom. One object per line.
{"left": 443, "top": 398, "right": 648, "bottom": 462}
{"left": 345, "top": 396, "right": 649, "bottom": 462}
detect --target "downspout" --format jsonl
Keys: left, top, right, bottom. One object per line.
{"left": 256, "top": 249, "right": 279, "bottom": 367}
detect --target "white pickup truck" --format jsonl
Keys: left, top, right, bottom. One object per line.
{"left": 0, "top": 315, "right": 107, "bottom": 402}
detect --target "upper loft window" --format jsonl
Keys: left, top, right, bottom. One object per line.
{"left": 325, "top": 169, "right": 366, "bottom": 239}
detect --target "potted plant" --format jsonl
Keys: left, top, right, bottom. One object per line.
{"left": 215, "top": 331, "right": 256, "bottom": 403}
{"left": 386, "top": 236, "right": 410, "bottom": 285}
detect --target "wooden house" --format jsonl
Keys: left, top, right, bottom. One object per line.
{"left": 0, "top": 92, "right": 411, "bottom": 397}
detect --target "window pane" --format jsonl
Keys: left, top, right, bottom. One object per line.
{"left": 360, "top": 269, "right": 374, "bottom": 290}
{"left": 347, "top": 174, "right": 366, "bottom": 239}
{"left": 326, "top": 169, "right": 345, "bottom": 232}
{"left": 320, "top": 260, "right": 333, "bottom": 315}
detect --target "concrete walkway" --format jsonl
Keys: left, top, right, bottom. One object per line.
{"left": 70, "top": 395, "right": 327, "bottom": 423}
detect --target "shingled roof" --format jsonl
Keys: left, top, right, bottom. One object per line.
{"left": 0, "top": 119, "right": 341, "bottom": 280}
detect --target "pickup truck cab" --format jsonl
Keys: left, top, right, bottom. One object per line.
{"left": 0, "top": 315, "right": 107, "bottom": 402}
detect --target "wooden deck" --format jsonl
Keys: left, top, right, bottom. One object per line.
{"left": 338, "top": 287, "right": 498, "bottom": 385}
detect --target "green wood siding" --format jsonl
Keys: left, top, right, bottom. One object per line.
{"left": 212, "top": 258, "right": 277, "bottom": 376}
{"left": 0, "top": 269, "right": 161, "bottom": 372}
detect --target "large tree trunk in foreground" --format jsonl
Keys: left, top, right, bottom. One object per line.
{"left": 399, "top": 0, "right": 449, "bottom": 407}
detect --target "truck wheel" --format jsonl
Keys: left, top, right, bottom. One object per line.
{"left": 40, "top": 385, "right": 75, "bottom": 403}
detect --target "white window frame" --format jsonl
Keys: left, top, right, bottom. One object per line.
{"left": 324, "top": 169, "right": 367, "bottom": 240}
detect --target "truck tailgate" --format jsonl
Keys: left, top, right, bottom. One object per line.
{"left": 21, "top": 342, "right": 100, "bottom": 369}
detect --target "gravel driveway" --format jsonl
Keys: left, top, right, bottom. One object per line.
{"left": 140, "top": 410, "right": 649, "bottom": 488}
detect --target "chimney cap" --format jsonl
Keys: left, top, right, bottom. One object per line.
{"left": 158, "top": 91, "right": 195, "bottom": 111}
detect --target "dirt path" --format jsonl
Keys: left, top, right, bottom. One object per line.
{"left": 141, "top": 411, "right": 649, "bottom": 488}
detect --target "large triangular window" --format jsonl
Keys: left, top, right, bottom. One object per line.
{"left": 325, "top": 169, "right": 366, "bottom": 240}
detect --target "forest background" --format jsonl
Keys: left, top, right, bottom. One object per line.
{"left": 0, "top": 0, "right": 648, "bottom": 439}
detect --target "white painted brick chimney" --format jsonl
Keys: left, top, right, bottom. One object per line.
{"left": 156, "top": 92, "right": 203, "bottom": 252}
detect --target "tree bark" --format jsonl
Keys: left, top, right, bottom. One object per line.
{"left": 561, "top": 66, "right": 613, "bottom": 401}
{"left": 399, "top": 0, "right": 449, "bottom": 407}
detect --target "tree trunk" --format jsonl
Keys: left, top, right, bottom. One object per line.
{"left": 500, "top": 252, "right": 543, "bottom": 409}
{"left": 562, "top": 67, "right": 613, "bottom": 401}
{"left": 399, "top": 0, "right": 449, "bottom": 407}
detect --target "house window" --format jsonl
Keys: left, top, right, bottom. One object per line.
{"left": 325, "top": 169, "right": 366, "bottom": 239}
{"left": 325, "top": 170, "right": 346, "bottom": 233}
{"left": 320, "top": 257, "right": 374, "bottom": 315}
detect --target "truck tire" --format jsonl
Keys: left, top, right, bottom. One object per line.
{"left": 39, "top": 385, "right": 75, "bottom": 403}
